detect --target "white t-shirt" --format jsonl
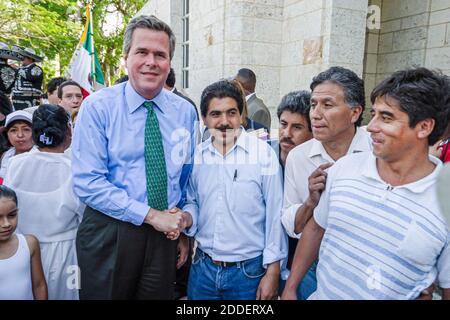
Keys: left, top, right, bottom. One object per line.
{"left": 311, "top": 152, "right": 450, "bottom": 300}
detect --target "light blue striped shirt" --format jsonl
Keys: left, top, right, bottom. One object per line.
{"left": 72, "top": 82, "right": 198, "bottom": 225}
{"left": 183, "top": 130, "right": 288, "bottom": 267}
{"left": 312, "top": 152, "right": 450, "bottom": 299}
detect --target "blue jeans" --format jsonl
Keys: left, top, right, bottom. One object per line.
{"left": 279, "top": 260, "right": 318, "bottom": 300}
{"left": 187, "top": 249, "right": 266, "bottom": 300}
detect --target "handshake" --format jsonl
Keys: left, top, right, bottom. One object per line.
{"left": 144, "top": 207, "right": 192, "bottom": 241}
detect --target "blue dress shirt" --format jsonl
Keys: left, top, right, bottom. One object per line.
{"left": 72, "top": 82, "right": 198, "bottom": 226}
{"left": 183, "top": 130, "right": 288, "bottom": 267}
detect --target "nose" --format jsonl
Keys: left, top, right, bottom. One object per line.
{"left": 281, "top": 126, "right": 292, "bottom": 138}
{"left": 310, "top": 105, "right": 322, "bottom": 120}
{"left": 145, "top": 53, "right": 156, "bottom": 66}
{"left": 366, "top": 116, "right": 379, "bottom": 133}
{"left": 0, "top": 216, "right": 11, "bottom": 229}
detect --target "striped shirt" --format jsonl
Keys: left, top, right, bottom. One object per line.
{"left": 312, "top": 152, "right": 450, "bottom": 300}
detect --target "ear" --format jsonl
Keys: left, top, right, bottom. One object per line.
{"left": 416, "top": 118, "right": 435, "bottom": 140}
{"left": 350, "top": 105, "right": 363, "bottom": 124}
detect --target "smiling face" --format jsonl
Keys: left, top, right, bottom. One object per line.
{"left": 124, "top": 28, "right": 171, "bottom": 100}
{"left": 310, "top": 81, "right": 362, "bottom": 143}
{"left": 203, "top": 97, "right": 242, "bottom": 148}
{"left": 367, "top": 96, "right": 433, "bottom": 162}
{"left": 278, "top": 110, "right": 312, "bottom": 154}
{"left": 0, "top": 197, "right": 18, "bottom": 242}
{"left": 6, "top": 120, "right": 33, "bottom": 154}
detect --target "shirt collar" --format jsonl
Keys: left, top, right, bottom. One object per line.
{"left": 362, "top": 153, "right": 443, "bottom": 193}
{"left": 201, "top": 127, "right": 249, "bottom": 155}
{"left": 308, "top": 127, "right": 370, "bottom": 161}
{"left": 246, "top": 93, "right": 256, "bottom": 102}
{"left": 125, "top": 82, "right": 167, "bottom": 114}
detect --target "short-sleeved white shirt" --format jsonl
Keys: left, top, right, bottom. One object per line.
{"left": 282, "top": 127, "right": 372, "bottom": 238}
{"left": 312, "top": 152, "right": 450, "bottom": 300}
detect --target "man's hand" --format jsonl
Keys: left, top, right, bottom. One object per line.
{"left": 165, "top": 208, "right": 193, "bottom": 240}
{"left": 176, "top": 234, "right": 190, "bottom": 269}
{"left": 144, "top": 208, "right": 183, "bottom": 234}
{"left": 416, "top": 283, "right": 435, "bottom": 300}
{"left": 306, "top": 163, "right": 333, "bottom": 208}
{"left": 256, "top": 264, "right": 279, "bottom": 300}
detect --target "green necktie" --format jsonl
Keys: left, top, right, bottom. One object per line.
{"left": 144, "top": 101, "right": 168, "bottom": 211}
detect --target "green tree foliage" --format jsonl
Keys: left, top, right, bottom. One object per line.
{"left": 0, "top": 0, "right": 147, "bottom": 87}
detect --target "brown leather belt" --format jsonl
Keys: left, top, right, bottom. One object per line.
{"left": 204, "top": 252, "right": 238, "bottom": 267}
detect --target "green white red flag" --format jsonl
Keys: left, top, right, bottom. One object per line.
{"left": 66, "top": 5, "right": 105, "bottom": 97}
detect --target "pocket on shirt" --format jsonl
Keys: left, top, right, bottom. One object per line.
{"left": 397, "top": 220, "right": 444, "bottom": 267}
{"left": 231, "top": 180, "right": 262, "bottom": 214}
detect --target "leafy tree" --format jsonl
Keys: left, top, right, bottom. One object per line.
{"left": 1, "top": 0, "right": 147, "bottom": 87}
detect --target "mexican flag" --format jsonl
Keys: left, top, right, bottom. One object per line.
{"left": 66, "top": 5, "right": 105, "bottom": 97}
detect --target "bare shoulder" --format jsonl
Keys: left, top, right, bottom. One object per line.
{"left": 24, "top": 234, "right": 40, "bottom": 254}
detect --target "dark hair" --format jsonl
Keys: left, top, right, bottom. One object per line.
{"left": 371, "top": 68, "right": 450, "bottom": 146}
{"left": 57, "top": 80, "right": 83, "bottom": 99}
{"left": 310, "top": 66, "right": 365, "bottom": 126}
{"left": 200, "top": 80, "right": 244, "bottom": 118}
{"left": 166, "top": 68, "right": 176, "bottom": 88}
{"left": 277, "top": 90, "right": 312, "bottom": 131}
{"left": 236, "top": 68, "right": 256, "bottom": 93}
{"left": 0, "top": 185, "right": 18, "bottom": 206}
{"left": 47, "top": 77, "right": 67, "bottom": 94}
{"left": 32, "top": 104, "right": 70, "bottom": 148}
{"left": 114, "top": 75, "right": 129, "bottom": 84}
{"left": 123, "top": 15, "right": 176, "bottom": 60}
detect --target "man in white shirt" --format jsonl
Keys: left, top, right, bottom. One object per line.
{"left": 175, "top": 80, "right": 287, "bottom": 300}
{"left": 281, "top": 66, "right": 371, "bottom": 299}
{"left": 282, "top": 67, "right": 450, "bottom": 300}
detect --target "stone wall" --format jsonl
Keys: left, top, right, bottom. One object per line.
{"left": 364, "top": 0, "right": 450, "bottom": 120}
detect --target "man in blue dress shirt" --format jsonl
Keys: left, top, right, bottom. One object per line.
{"left": 72, "top": 15, "right": 197, "bottom": 299}
{"left": 176, "top": 80, "right": 287, "bottom": 300}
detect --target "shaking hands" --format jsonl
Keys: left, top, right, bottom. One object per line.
{"left": 144, "top": 207, "right": 192, "bottom": 241}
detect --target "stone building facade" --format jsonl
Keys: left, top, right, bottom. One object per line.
{"left": 138, "top": 0, "right": 450, "bottom": 127}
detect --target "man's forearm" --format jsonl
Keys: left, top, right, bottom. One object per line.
{"left": 293, "top": 199, "right": 316, "bottom": 234}
{"left": 285, "top": 218, "right": 324, "bottom": 292}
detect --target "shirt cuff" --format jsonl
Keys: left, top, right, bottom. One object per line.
{"left": 125, "top": 200, "right": 150, "bottom": 226}
{"left": 262, "top": 243, "right": 288, "bottom": 268}
{"left": 281, "top": 204, "right": 302, "bottom": 239}
{"left": 182, "top": 204, "right": 198, "bottom": 237}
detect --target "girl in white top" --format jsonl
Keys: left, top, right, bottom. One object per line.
{"left": 4, "top": 104, "right": 84, "bottom": 300}
{"left": 0, "top": 185, "right": 47, "bottom": 300}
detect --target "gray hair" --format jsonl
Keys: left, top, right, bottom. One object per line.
{"left": 123, "top": 15, "right": 176, "bottom": 60}
{"left": 310, "top": 66, "right": 365, "bottom": 126}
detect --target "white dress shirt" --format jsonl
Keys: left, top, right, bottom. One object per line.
{"left": 183, "top": 129, "right": 288, "bottom": 267}
{"left": 282, "top": 127, "right": 372, "bottom": 238}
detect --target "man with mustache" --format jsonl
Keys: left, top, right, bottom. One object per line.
{"left": 272, "top": 90, "right": 314, "bottom": 292}
{"left": 174, "top": 80, "right": 287, "bottom": 300}
{"left": 71, "top": 15, "right": 198, "bottom": 299}
{"left": 276, "top": 90, "right": 313, "bottom": 169}
{"left": 281, "top": 67, "right": 371, "bottom": 299}
{"left": 282, "top": 68, "right": 450, "bottom": 300}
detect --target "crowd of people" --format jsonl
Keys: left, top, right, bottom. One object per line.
{"left": 0, "top": 14, "right": 450, "bottom": 300}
